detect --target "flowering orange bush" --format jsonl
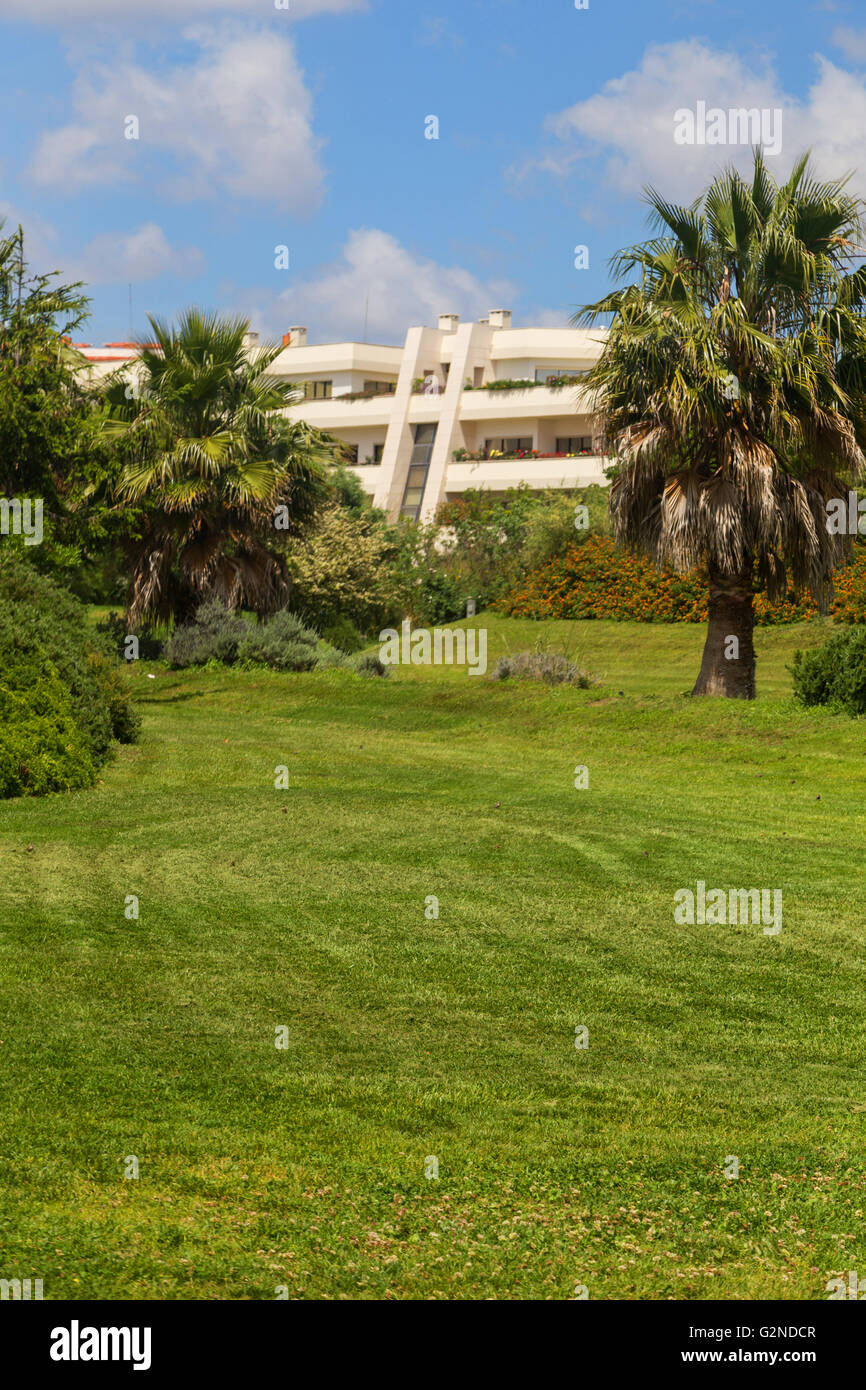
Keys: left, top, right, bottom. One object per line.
{"left": 494, "top": 536, "right": 866, "bottom": 624}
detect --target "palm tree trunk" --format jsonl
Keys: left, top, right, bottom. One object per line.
{"left": 691, "top": 568, "right": 756, "bottom": 698}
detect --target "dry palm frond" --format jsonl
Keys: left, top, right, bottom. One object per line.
{"left": 575, "top": 150, "right": 866, "bottom": 604}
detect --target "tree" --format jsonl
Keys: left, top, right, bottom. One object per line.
{"left": 103, "top": 309, "right": 335, "bottom": 624}
{"left": 575, "top": 151, "right": 866, "bottom": 697}
{"left": 0, "top": 222, "right": 90, "bottom": 510}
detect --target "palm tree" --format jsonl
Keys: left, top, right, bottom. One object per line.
{"left": 102, "top": 309, "right": 334, "bottom": 625}
{"left": 575, "top": 151, "right": 866, "bottom": 697}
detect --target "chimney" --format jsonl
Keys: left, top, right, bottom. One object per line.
{"left": 438, "top": 313, "right": 460, "bottom": 333}
{"left": 488, "top": 309, "right": 512, "bottom": 330}
{"left": 243, "top": 330, "right": 259, "bottom": 352}
{"left": 282, "top": 326, "right": 307, "bottom": 348}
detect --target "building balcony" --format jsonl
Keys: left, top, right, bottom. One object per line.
{"left": 284, "top": 394, "right": 398, "bottom": 429}
{"left": 458, "top": 383, "right": 593, "bottom": 420}
{"left": 446, "top": 454, "right": 608, "bottom": 493}
{"left": 453, "top": 448, "right": 598, "bottom": 463}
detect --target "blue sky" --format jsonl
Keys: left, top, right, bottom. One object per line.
{"left": 1, "top": 0, "right": 864, "bottom": 345}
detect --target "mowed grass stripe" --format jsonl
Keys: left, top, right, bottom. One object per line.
{"left": 0, "top": 619, "right": 863, "bottom": 1298}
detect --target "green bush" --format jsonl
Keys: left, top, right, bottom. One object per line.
{"left": 95, "top": 611, "right": 164, "bottom": 661}
{"left": 521, "top": 484, "right": 610, "bottom": 573}
{"left": 237, "top": 609, "right": 320, "bottom": 670}
{"left": 413, "top": 570, "right": 466, "bottom": 625}
{"left": 164, "top": 599, "right": 247, "bottom": 667}
{"left": 287, "top": 508, "right": 399, "bottom": 633}
{"left": 354, "top": 652, "right": 388, "bottom": 677}
{"left": 321, "top": 614, "right": 367, "bottom": 653}
{"left": 791, "top": 627, "right": 866, "bottom": 715}
{"left": 0, "top": 668, "right": 96, "bottom": 798}
{"left": 424, "top": 485, "right": 610, "bottom": 617}
{"left": 87, "top": 650, "right": 142, "bottom": 744}
{"left": 0, "top": 549, "right": 139, "bottom": 798}
{"left": 315, "top": 644, "right": 354, "bottom": 670}
{"left": 167, "top": 601, "right": 347, "bottom": 674}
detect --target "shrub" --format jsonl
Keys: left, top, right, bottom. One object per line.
{"left": 329, "top": 463, "right": 380, "bottom": 521}
{"left": 237, "top": 609, "right": 320, "bottom": 671}
{"left": 483, "top": 378, "right": 538, "bottom": 391}
{"left": 86, "top": 650, "right": 142, "bottom": 744}
{"left": 0, "top": 668, "right": 96, "bottom": 798}
{"left": 95, "top": 611, "right": 163, "bottom": 660}
{"left": 164, "top": 599, "right": 247, "bottom": 667}
{"left": 826, "top": 545, "right": 866, "bottom": 623}
{"left": 496, "top": 536, "right": 821, "bottom": 624}
{"left": 270, "top": 640, "right": 318, "bottom": 672}
{"left": 521, "top": 485, "right": 610, "bottom": 574}
{"left": 425, "top": 486, "right": 609, "bottom": 617}
{"left": 321, "top": 614, "right": 367, "bottom": 653}
{"left": 791, "top": 626, "right": 866, "bottom": 715}
{"left": 287, "top": 508, "right": 397, "bottom": 632}
{"left": 354, "top": 652, "right": 388, "bottom": 677}
{"left": 0, "top": 549, "right": 139, "bottom": 797}
{"left": 413, "top": 570, "right": 466, "bottom": 625}
{"left": 165, "top": 599, "right": 369, "bottom": 674}
{"left": 492, "top": 647, "right": 599, "bottom": 687}
{"left": 315, "top": 644, "right": 354, "bottom": 670}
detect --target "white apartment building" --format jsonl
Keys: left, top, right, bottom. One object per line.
{"left": 75, "top": 311, "right": 609, "bottom": 521}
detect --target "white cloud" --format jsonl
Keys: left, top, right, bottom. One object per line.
{"left": 30, "top": 26, "right": 325, "bottom": 209}
{"left": 69, "top": 223, "right": 205, "bottom": 284}
{"left": 511, "top": 40, "right": 866, "bottom": 204}
{"left": 0, "top": 202, "right": 61, "bottom": 271}
{"left": 528, "top": 307, "right": 574, "bottom": 328}
{"left": 788, "top": 57, "right": 866, "bottom": 187}
{"left": 518, "top": 41, "right": 785, "bottom": 200}
{"left": 0, "top": 0, "right": 362, "bottom": 19}
{"left": 244, "top": 228, "right": 519, "bottom": 343}
{"left": 0, "top": 206, "right": 203, "bottom": 285}
{"left": 833, "top": 27, "right": 866, "bottom": 62}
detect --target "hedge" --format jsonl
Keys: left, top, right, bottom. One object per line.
{"left": 0, "top": 548, "right": 140, "bottom": 798}
{"left": 495, "top": 536, "right": 866, "bottom": 624}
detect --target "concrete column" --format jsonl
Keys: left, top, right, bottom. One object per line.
{"left": 374, "top": 326, "right": 444, "bottom": 516}
{"left": 418, "top": 322, "right": 493, "bottom": 520}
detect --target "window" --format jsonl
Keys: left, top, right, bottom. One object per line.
{"left": 400, "top": 424, "right": 437, "bottom": 519}
{"left": 535, "top": 367, "right": 586, "bottom": 384}
{"left": 362, "top": 380, "right": 396, "bottom": 396}
{"left": 484, "top": 437, "right": 533, "bottom": 455}
{"left": 304, "top": 379, "right": 332, "bottom": 399}
{"left": 341, "top": 443, "right": 359, "bottom": 465}
{"left": 473, "top": 367, "right": 484, "bottom": 387}
{"left": 555, "top": 436, "right": 594, "bottom": 454}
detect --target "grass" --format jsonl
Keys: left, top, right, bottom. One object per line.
{"left": 0, "top": 616, "right": 863, "bottom": 1300}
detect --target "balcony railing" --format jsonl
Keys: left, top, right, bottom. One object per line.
{"left": 452, "top": 448, "right": 600, "bottom": 462}
{"left": 333, "top": 384, "right": 397, "bottom": 402}
{"left": 462, "top": 375, "right": 587, "bottom": 392}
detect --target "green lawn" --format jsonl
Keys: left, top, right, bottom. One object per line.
{"left": 0, "top": 616, "right": 863, "bottom": 1300}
